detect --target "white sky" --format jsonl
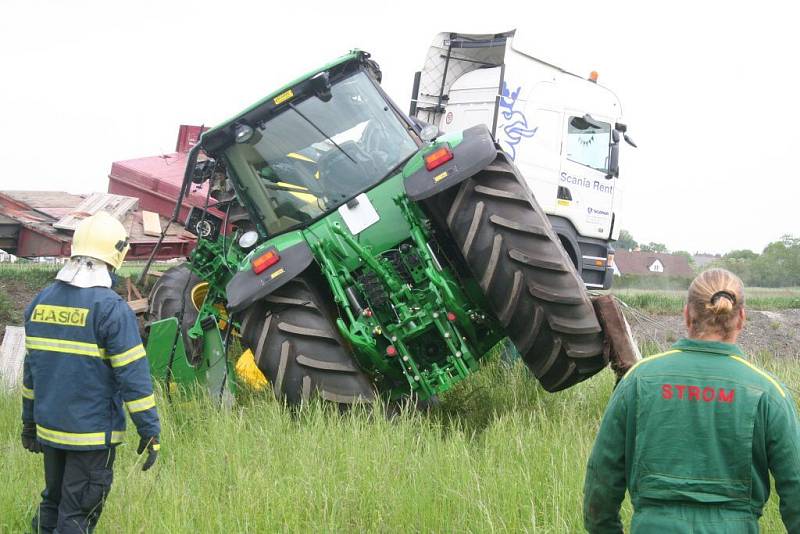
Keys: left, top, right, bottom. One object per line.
{"left": 0, "top": 0, "right": 797, "bottom": 255}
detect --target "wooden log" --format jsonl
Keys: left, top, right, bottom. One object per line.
{"left": 127, "top": 298, "right": 149, "bottom": 315}
{"left": 126, "top": 278, "right": 142, "bottom": 300}
{"left": 592, "top": 295, "right": 642, "bottom": 380}
{"left": 0, "top": 326, "right": 26, "bottom": 390}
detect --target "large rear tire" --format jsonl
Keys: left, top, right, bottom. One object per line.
{"left": 239, "top": 275, "right": 376, "bottom": 406}
{"left": 431, "top": 153, "right": 607, "bottom": 391}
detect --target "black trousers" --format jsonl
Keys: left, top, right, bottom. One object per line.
{"left": 33, "top": 445, "right": 115, "bottom": 534}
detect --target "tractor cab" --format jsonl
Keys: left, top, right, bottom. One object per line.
{"left": 201, "top": 52, "right": 421, "bottom": 238}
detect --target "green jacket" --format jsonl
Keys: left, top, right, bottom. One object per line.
{"left": 583, "top": 338, "right": 800, "bottom": 533}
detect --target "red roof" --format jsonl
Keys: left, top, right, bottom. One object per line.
{"left": 614, "top": 250, "right": 693, "bottom": 276}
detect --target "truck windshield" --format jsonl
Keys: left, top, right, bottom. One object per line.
{"left": 565, "top": 116, "right": 611, "bottom": 173}
{"left": 225, "top": 71, "right": 419, "bottom": 235}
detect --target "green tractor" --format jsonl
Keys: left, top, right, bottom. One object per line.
{"left": 144, "top": 50, "right": 613, "bottom": 406}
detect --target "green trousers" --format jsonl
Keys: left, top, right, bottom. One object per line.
{"left": 632, "top": 504, "right": 758, "bottom": 534}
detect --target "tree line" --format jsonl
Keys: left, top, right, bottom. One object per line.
{"left": 613, "top": 231, "right": 800, "bottom": 288}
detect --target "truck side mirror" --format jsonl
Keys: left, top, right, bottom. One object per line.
{"left": 607, "top": 130, "right": 620, "bottom": 179}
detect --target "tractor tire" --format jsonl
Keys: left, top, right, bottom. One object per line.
{"left": 432, "top": 152, "right": 607, "bottom": 391}
{"left": 239, "top": 275, "right": 376, "bottom": 407}
{"left": 146, "top": 264, "right": 202, "bottom": 360}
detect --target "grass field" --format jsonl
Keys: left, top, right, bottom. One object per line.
{"left": 2, "top": 347, "right": 796, "bottom": 532}
{"left": 2, "top": 268, "right": 799, "bottom": 531}
{"left": 610, "top": 287, "right": 800, "bottom": 315}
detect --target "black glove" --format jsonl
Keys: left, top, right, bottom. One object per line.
{"left": 21, "top": 422, "right": 42, "bottom": 454}
{"left": 137, "top": 435, "right": 159, "bottom": 471}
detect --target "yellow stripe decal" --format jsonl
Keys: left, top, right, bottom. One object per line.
{"left": 107, "top": 344, "right": 146, "bottom": 368}
{"left": 126, "top": 394, "right": 156, "bottom": 413}
{"left": 729, "top": 355, "right": 786, "bottom": 398}
{"left": 623, "top": 350, "right": 681, "bottom": 379}
{"left": 273, "top": 88, "right": 294, "bottom": 105}
{"left": 25, "top": 337, "right": 104, "bottom": 358}
{"left": 37, "top": 425, "right": 106, "bottom": 446}
{"left": 22, "top": 385, "right": 34, "bottom": 400}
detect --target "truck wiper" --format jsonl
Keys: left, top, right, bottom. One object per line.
{"left": 287, "top": 103, "right": 357, "bottom": 165}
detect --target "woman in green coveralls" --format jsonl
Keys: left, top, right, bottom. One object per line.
{"left": 583, "top": 268, "right": 800, "bottom": 533}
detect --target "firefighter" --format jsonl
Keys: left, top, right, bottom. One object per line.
{"left": 583, "top": 268, "right": 800, "bottom": 533}
{"left": 21, "top": 212, "right": 160, "bottom": 534}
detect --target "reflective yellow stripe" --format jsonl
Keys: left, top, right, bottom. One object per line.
{"left": 22, "top": 385, "right": 34, "bottom": 400}
{"left": 107, "top": 344, "right": 146, "bottom": 368}
{"left": 286, "top": 151, "right": 315, "bottom": 163}
{"left": 37, "top": 425, "right": 106, "bottom": 446}
{"left": 623, "top": 350, "right": 681, "bottom": 379}
{"left": 126, "top": 394, "right": 156, "bottom": 413}
{"left": 152, "top": 443, "right": 161, "bottom": 451}
{"left": 111, "top": 431, "right": 125, "bottom": 444}
{"left": 25, "top": 336, "right": 104, "bottom": 358}
{"left": 729, "top": 355, "right": 786, "bottom": 398}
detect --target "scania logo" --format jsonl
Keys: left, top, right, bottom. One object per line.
{"left": 587, "top": 207, "right": 610, "bottom": 216}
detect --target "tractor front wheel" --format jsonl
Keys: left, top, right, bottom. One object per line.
{"left": 146, "top": 264, "right": 202, "bottom": 361}
{"left": 239, "top": 275, "right": 376, "bottom": 407}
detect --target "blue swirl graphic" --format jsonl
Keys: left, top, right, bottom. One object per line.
{"left": 498, "top": 82, "right": 537, "bottom": 160}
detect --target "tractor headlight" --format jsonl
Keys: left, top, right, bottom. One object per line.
{"left": 238, "top": 230, "right": 259, "bottom": 250}
{"left": 234, "top": 123, "right": 254, "bottom": 144}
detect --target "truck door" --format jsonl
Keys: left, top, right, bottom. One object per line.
{"left": 557, "top": 114, "right": 615, "bottom": 240}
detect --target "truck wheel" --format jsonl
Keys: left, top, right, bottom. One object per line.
{"left": 239, "top": 275, "right": 376, "bottom": 407}
{"left": 146, "top": 264, "right": 202, "bottom": 360}
{"left": 432, "top": 153, "right": 607, "bottom": 391}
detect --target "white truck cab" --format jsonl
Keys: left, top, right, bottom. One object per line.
{"left": 410, "top": 30, "right": 634, "bottom": 289}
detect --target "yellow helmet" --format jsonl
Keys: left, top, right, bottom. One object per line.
{"left": 70, "top": 212, "right": 130, "bottom": 269}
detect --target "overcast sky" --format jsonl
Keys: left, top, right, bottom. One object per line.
{"left": 0, "top": 0, "right": 797, "bottom": 254}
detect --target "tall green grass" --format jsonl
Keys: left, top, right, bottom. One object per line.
{"left": 611, "top": 287, "right": 800, "bottom": 314}
{"left": 3, "top": 348, "right": 796, "bottom": 532}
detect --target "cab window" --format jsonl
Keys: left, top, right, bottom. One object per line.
{"left": 565, "top": 116, "right": 611, "bottom": 173}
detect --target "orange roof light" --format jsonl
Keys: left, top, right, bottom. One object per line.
{"left": 424, "top": 146, "right": 454, "bottom": 171}
{"left": 252, "top": 249, "right": 280, "bottom": 274}
{"left": 589, "top": 71, "right": 599, "bottom": 83}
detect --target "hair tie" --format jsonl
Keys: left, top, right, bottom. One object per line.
{"left": 710, "top": 290, "right": 736, "bottom": 305}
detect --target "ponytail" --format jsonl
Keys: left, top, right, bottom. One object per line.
{"left": 687, "top": 269, "right": 744, "bottom": 337}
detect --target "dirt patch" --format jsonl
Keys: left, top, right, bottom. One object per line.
{"left": 0, "top": 278, "right": 41, "bottom": 328}
{"left": 626, "top": 308, "right": 800, "bottom": 358}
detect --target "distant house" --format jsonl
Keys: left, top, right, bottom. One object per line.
{"left": 613, "top": 250, "right": 693, "bottom": 277}
{"left": 0, "top": 249, "right": 17, "bottom": 263}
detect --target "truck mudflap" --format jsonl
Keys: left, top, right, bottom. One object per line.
{"left": 404, "top": 124, "right": 497, "bottom": 201}
{"left": 145, "top": 316, "right": 235, "bottom": 405}
{"left": 225, "top": 240, "right": 315, "bottom": 314}
{"left": 591, "top": 295, "right": 642, "bottom": 380}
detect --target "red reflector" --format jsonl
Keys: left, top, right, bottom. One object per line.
{"left": 424, "top": 146, "right": 454, "bottom": 171}
{"left": 446, "top": 312, "right": 456, "bottom": 322}
{"left": 386, "top": 345, "right": 397, "bottom": 357}
{"left": 251, "top": 249, "right": 280, "bottom": 274}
